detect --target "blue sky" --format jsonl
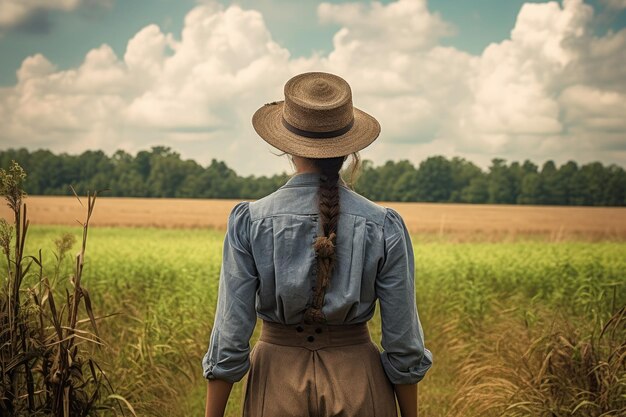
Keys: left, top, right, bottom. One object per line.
{"left": 0, "top": 0, "right": 625, "bottom": 175}
{"left": 2, "top": 0, "right": 623, "bottom": 86}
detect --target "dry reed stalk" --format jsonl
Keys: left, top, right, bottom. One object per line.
{"left": 0, "top": 161, "right": 135, "bottom": 416}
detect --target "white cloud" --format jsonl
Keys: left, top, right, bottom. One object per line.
{"left": 459, "top": 0, "right": 594, "bottom": 143}
{"left": 316, "top": 0, "right": 473, "bottom": 145}
{"left": 437, "top": 0, "right": 625, "bottom": 163}
{"left": 560, "top": 85, "right": 626, "bottom": 131}
{"left": 1, "top": 0, "right": 625, "bottom": 175}
{"left": 318, "top": 0, "right": 453, "bottom": 52}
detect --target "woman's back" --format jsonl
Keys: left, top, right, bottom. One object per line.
{"left": 203, "top": 171, "right": 432, "bottom": 386}
{"left": 250, "top": 171, "right": 387, "bottom": 324}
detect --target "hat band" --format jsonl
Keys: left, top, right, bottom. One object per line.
{"left": 282, "top": 117, "right": 354, "bottom": 139}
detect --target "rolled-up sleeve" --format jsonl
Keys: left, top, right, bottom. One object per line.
{"left": 376, "top": 207, "right": 433, "bottom": 385}
{"left": 202, "top": 201, "right": 258, "bottom": 383}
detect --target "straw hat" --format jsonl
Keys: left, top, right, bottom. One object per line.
{"left": 252, "top": 72, "right": 380, "bottom": 158}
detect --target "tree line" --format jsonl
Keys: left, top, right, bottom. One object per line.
{"left": 1, "top": 147, "right": 624, "bottom": 206}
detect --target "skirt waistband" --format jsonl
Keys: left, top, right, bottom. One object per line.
{"left": 260, "top": 320, "right": 372, "bottom": 351}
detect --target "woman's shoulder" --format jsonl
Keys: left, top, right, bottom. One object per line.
{"left": 241, "top": 182, "right": 400, "bottom": 228}
{"left": 338, "top": 186, "right": 390, "bottom": 227}
{"left": 339, "top": 190, "right": 408, "bottom": 236}
{"left": 227, "top": 201, "right": 251, "bottom": 229}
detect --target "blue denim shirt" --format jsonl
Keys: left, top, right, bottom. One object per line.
{"left": 202, "top": 172, "right": 433, "bottom": 384}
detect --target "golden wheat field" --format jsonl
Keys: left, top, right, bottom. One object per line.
{"left": 4, "top": 196, "right": 626, "bottom": 241}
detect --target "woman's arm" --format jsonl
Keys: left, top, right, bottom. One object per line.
{"left": 395, "top": 383, "right": 418, "bottom": 417}
{"left": 201, "top": 202, "right": 257, "bottom": 414}
{"left": 375, "top": 208, "right": 433, "bottom": 386}
{"left": 205, "top": 379, "right": 233, "bottom": 417}
{"left": 375, "top": 208, "right": 431, "bottom": 416}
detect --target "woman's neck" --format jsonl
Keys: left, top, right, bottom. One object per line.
{"left": 291, "top": 155, "right": 322, "bottom": 174}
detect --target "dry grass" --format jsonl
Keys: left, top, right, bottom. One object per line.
{"left": 17, "top": 224, "right": 626, "bottom": 416}
{"left": 1, "top": 196, "right": 625, "bottom": 241}
{"left": 449, "top": 305, "right": 626, "bottom": 417}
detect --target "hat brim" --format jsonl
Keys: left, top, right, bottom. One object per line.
{"left": 252, "top": 101, "right": 381, "bottom": 158}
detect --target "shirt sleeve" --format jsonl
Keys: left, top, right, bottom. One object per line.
{"left": 375, "top": 207, "right": 433, "bottom": 385}
{"left": 202, "top": 201, "right": 258, "bottom": 383}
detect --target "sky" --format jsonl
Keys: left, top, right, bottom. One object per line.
{"left": 0, "top": 0, "right": 625, "bottom": 176}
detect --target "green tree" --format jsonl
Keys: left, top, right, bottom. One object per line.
{"left": 518, "top": 173, "right": 542, "bottom": 204}
{"left": 604, "top": 165, "right": 626, "bottom": 206}
{"left": 555, "top": 161, "right": 576, "bottom": 204}
{"left": 0, "top": 147, "right": 623, "bottom": 206}
{"left": 539, "top": 160, "right": 565, "bottom": 205}
{"left": 487, "top": 159, "right": 514, "bottom": 204}
{"left": 461, "top": 177, "right": 489, "bottom": 203}
{"left": 392, "top": 170, "right": 419, "bottom": 202}
{"left": 360, "top": 160, "right": 415, "bottom": 201}
{"left": 449, "top": 157, "right": 483, "bottom": 202}
{"left": 110, "top": 150, "right": 147, "bottom": 197}
{"left": 414, "top": 156, "right": 453, "bottom": 202}
{"left": 353, "top": 160, "right": 382, "bottom": 200}
{"left": 581, "top": 162, "right": 607, "bottom": 206}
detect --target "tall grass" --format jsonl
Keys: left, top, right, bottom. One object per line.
{"left": 10, "top": 224, "right": 623, "bottom": 416}
{"left": 0, "top": 162, "right": 131, "bottom": 416}
{"left": 450, "top": 306, "right": 625, "bottom": 416}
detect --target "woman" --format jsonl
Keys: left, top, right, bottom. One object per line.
{"left": 202, "top": 72, "right": 433, "bottom": 417}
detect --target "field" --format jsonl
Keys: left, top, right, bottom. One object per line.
{"left": 3, "top": 196, "right": 626, "bottom": 240}
{"left": 4, "top": 197, "right": 626, "bottom": 416}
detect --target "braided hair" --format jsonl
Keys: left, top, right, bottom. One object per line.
{"left": 303, "top": 152, "right": 361, "bottom": 324}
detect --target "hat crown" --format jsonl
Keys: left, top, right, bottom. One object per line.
{"left": 282, "top": 72, "right": 354, "bottom": 133}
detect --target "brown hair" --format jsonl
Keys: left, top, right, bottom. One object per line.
{"left": 303, "top": 152, "right": 361, "bottom": 324}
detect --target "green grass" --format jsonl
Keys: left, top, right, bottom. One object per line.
{"left": 16, "top": 225, "right": 626, "bottom": 417}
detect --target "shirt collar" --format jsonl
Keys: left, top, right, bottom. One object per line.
{"left": 282, "top": 172, "right": 348, "bottom": 188}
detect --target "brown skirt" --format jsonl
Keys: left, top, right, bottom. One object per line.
{"left": 242, "top": 320, "right": 398, "bottom": 417}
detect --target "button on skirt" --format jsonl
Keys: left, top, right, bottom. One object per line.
{"left": 242, "top": 320, "right": 398, "bottom": 417}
